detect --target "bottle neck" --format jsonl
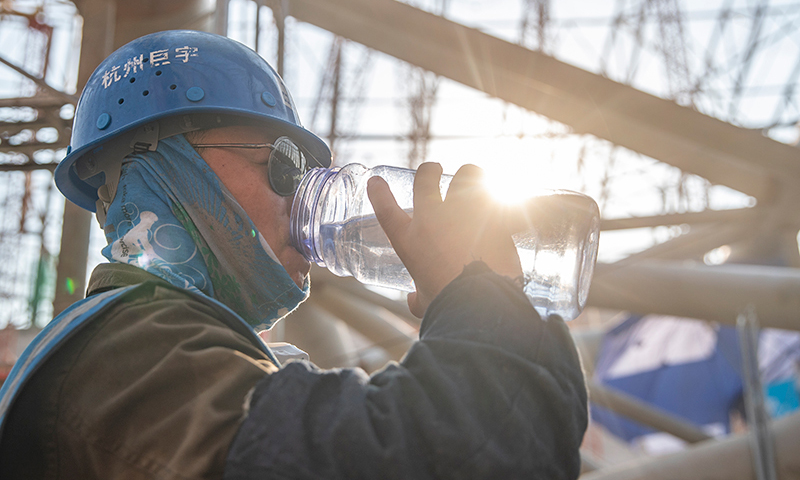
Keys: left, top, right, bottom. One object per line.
{"left": 290, "top": 167, "right": 338, "bottom": 265}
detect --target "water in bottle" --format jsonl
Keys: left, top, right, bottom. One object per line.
{"left": 290, "top": 163, "right": 600, "bottom": 321}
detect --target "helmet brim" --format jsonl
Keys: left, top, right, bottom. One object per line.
{"left": 55, "top": 107, "right": 332, "bottom": 212}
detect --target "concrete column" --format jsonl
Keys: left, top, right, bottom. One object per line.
{"left": 53, "top": 0, "right": 116, "bottom": 314}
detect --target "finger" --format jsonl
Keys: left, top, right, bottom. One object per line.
{"left": 413, "top": 162, "right": 444, "bottom": 214}
{"left": 406, "top": 291, "right": 426, "bottom": 318}
{"left": 476, "top": 231, "right": 523, "bottom": 279}
{"left": 367, "top": 176, "right": 411, "bottom": 241}
{"left": 445, "top": 164, "right": 489, "bottom": 206}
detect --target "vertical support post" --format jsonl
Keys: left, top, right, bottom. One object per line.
{"left": 254, "top": 0, "right": 262, "bottom": 54}
{"left": 737, "top": 305, "right": 778, "bottom": 480}
{"left": 266, "top": 0, "right": 287, "bottom": 343}
{"left": 329, "top": 39, "right": 342, "bottom": 154}
{"left": 53, "top": 0, "right": 116, "bottom": 315}
{"left": 215, "top": 0, "right": 230, "bottom": 36}
{"left": 275, "top": 0, "right": 286, "bottom": 77}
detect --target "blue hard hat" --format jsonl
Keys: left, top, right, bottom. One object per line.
{"left": 55, "top": 30, "right": 332, "bottom": 212}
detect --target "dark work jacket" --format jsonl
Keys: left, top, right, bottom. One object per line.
{"left": 226, "top": 261, "right": 588, "bottom": 479}
{"left": 0, "top": 262, "right": 587, "bottom": 479}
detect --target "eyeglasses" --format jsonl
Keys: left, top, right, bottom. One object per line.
{"left": 190, "top": 136, "right": 310, "bottom": 196}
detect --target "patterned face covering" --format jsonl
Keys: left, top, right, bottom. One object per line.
{"left": 101, "top": 134, "right": 309, "bottom": 331}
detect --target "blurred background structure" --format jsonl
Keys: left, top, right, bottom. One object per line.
{"left": 1, "top": 0, "right": 799, "bottom": 478}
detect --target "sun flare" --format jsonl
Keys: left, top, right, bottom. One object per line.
{"left": 483, "top": 167, "right": 546, "bottom": 205}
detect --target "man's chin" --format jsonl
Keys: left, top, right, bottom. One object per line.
{"left": 290, "top": 268, "right": 309, "bottom": 289}
{"left": 280, "top": 250, "right": 310, "bottom": 288}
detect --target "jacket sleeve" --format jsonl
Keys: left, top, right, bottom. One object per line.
{"left": 224, "top": 262, "right": 588, "bottom": 480}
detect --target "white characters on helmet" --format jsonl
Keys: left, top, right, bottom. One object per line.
{"left": 101, "top": 45, "right": 201, "bottom": 89}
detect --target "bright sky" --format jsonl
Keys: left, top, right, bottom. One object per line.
{"left": 223, "top": 0, "right": 782, "bottom": 264}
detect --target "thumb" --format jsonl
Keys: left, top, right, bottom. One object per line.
{"left": 367, "top": 176, "right": 410, "bottom": 242}
{"left": 406, "top": 291, "right": 426, "bottom": 318}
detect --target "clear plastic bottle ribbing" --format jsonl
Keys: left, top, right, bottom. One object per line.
{"left": 290, "top": 163, "right": 600, "bottom": 321}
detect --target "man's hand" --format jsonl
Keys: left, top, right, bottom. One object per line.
{"left": 367, "top": 163, "right": 522, "bottom": 317}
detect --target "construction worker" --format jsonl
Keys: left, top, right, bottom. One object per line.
{"left": 0, "top": 30, "right": 587, "bottom": 479}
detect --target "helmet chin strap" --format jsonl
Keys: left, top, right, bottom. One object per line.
{"left": 76, "top": 115, "right": 231, "bottom": 232}
{"left": 78, "top": 122, "right": 162, "bottom": 232}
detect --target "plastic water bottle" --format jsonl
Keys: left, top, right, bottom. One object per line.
{"left": 290, "top": 164, "right": 600, "bottom": 321}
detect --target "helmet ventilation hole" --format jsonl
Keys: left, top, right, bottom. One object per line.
{"left": 118, "top": 98, "right": 124, "bottom": 104}
{"left": 169, "top": 84, "right": 177, "bottom": 90}
{"left": 143, "top": 90, "right": 150, "bottom": 96}
{"left": 129, "top": 77, "right": 135, "bottom": 83}
{"left": 155, "top": 70, "right": 162, "bottom": 76}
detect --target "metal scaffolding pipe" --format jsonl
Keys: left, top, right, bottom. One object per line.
{"left": 600, "top": 207, "right": 761, "bottom": 231}
{"left": 311, "top": 266, "right": 421, "bottom": 328}
{"left": 0, "top": 95, "right": 71, "bottom": 108}
{"left": 580, "top": 451, "right": 602, "bottom": 474}
{"left": 53, "top": 0, "right": 116, "bottom": 315}
{"left": 579, "top": 411, "right": 800, "bottom": 480}
{"left": 0, "top": 54, "right": 78, "bottom": 104}
{"left": 280, "top": 0, "right": 800, "bottom": 200}
{"left": 281, "top": 299, "right": 360, "bottom": 369}
{"left": 314, "top": 285, "right": 417, "bottom": 361}
{"left": 571, "top": 328, "right": 606, "bottom": 378}
{"left": 587, "top": 261, "right": 800, "bottom": 331}
{"left": 589, "top": 382, "right": 713, "bottom": 444}
{"left": 0, "top": 163, "right": 58, "bottom": 172}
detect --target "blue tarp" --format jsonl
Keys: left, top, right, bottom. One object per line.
{"left": 591, "top": 314, "right": 800, "bottom": 447}
{"left": 592, "top": 315, "right": 772, "bottom": 441}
